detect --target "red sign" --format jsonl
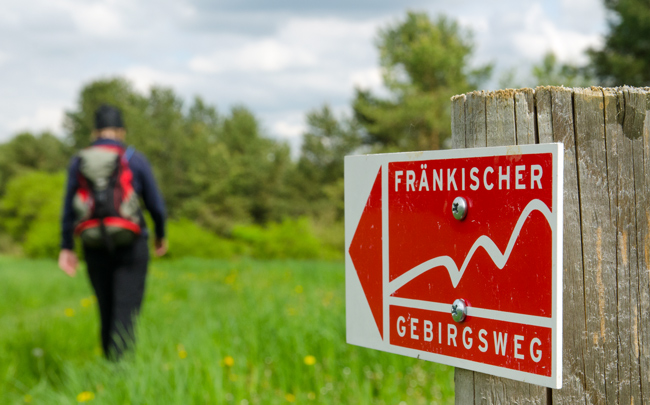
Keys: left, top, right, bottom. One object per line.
{"left": 345, "top": 144, "right": 563, "bottom": 388}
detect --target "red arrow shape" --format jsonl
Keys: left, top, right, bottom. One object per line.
{"left": 348, "top": 167, "right": 383, "bottom": 338}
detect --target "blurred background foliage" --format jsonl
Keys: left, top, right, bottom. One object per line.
{"left": 0, "top": 5, "right": 645, "bottom": 260}
{"left": 354, "top": 12, "right": 492, "bottom": 152}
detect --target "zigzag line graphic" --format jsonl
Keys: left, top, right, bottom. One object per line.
{"left": 387, "top": 199, "right": 554, "bottom": 294}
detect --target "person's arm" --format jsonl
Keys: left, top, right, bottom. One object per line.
{"left": 133, "top": 152, "right": 167, "bottom": 256}
{"left": 58, "top": 157, "right": 80, "bottom": 276}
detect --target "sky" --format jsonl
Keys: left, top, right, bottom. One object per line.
{"left": 0, "top": 0, "right": 607, "bottom": 150}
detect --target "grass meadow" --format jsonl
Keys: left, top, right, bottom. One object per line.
{"left": 0, "top": 256, "right": 454, "bottom": 404}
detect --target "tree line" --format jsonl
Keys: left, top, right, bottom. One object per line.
{"left": 0, "top": 3, "right": 646, "bottom": 257}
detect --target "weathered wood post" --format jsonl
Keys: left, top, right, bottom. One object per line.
{"left": 451, "top": 86, "right": 650, "bottom": 404}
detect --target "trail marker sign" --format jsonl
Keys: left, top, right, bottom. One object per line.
{"left": 345, "top": 144, "right": 563, "bottom": 389}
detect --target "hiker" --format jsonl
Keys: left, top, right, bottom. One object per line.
{"left": 58, "top": 104, "right": 167, "bottom": 360}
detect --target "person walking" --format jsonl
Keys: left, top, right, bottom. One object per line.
{"left": 58, "top": 104, "right": 167, "bottom": 360}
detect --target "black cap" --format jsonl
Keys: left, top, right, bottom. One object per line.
{"left": 94, "top": 104, "right": 124, "bottom": 130}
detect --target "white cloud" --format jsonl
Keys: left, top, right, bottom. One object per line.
{"left": 510, "top": 3, "right": 602, "bottom": 64}
{"left": 261, "top": 111, "right": 308, "bottom": 156}
{"left": 8, "top": 106, "right": 64, "bottom": 134}
{"left": 280, "top": 17, "right": 378, "bottom": 50}
{"left": 272, "top": 120, "right": 306, "bottom": 139}
{"left": 0, "top": 4, "right": 20, "bottom": 26}
{"left": 189, "top": 16, "right": 379, "bottom": 75}
{"left": 0, "top": 51, "right": 9, "bottom": 66}
{"left": 0, "top": 0, "right": 610, "bottom": 144}
{"left": 559, "top": 0, "right": 606, "bottom": 31}
{"left": 458, "top": 15, "right": 489, "bottom": 35}
{"left": 69, "top": 2, "right": 124, "bottom": 37}
{"left": 123, "top": 66, "right": 190, "bottom": 93}
{"left": 349, "top": 67, "right": 383, "bottom": 91}
{"left": 14, "top": 0, "right": 130, "bottom": 38}
{"left": 190, "top": 39, "right": 317, "bottom": 74}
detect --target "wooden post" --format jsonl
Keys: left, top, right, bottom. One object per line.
{"left": 450, "top": 86, "right": 650, "bottom": 404}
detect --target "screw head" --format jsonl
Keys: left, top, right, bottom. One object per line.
{"left": 451, "top": 299, "right": 467, "bottom": 323}
{"left": 452, "top": 197, "right": 467, "bottom": 220}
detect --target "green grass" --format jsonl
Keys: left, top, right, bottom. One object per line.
{"left": 0, "top": 256, "right": 454, "bottom": 404}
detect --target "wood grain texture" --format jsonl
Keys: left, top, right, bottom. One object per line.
{"left": 454, "top": 367, "right": 475, "bottom": 405}
{"left": 600, "top": 88, "right": 636, "bottom": 404}
{"left": 536, "top": 87, "right": 553, "bottom": 144}
{"left": 485, "top": 90, "right": 516, "bottom": 147}
{"left": 450, "top": 86, "right": 650, "bottom": 404}
{"left": 548, "top": 87, "right": 587, "bottom": 405}
{"left": 515, "top": 88, "right": 536, "bottom": 145}
{"left": 601, "top": 88, "right": 627, "bottom": 405}
{"left": 572, "top": 87, "right": 617, "bottom": 404}
{"left": 452, "top": 95, "right": 467, "bottom": 149}
{"left": 626, "top": 87, "right": 650, "bottom": 405}
{"left": 636, "top": 88, "right": 650, "bottom": 405}
{"left": 623, "top": 87, "right": 646, "bottom": 140}
{"left": 465, "top": 91, "right": 487, "bottom": 149}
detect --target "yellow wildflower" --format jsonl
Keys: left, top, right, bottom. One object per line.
{"left": 76, "top": 391, "right": 95, "bottom": 402}
{"left": 64, "top": 308, "right": 75, "bottom": 317}
{"left": 294, "top": 285, "right": 303, "bottom": 294}
{"left": 177, "top": 344, "right": 187, "bottom": 359}
{"left": 81, "top": 298, "right": 93, "bottom": 308}
{"left": 224, "top": 273, "right": 237, "bottom": 285}
{"left": 285, "top": 393, "right": 296, "bottom": 402}
{"left": 304, "top": 355, "right": 316, "bottom": 366}
{"left": 223, "top": 356, "right": 235, "bottom": 367}
{"left": 24, "top": 394, "right": 32, "bottom": 403}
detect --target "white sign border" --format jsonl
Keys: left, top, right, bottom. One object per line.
{"left": 345, "top": 143, "right": 564, "bottom": 389}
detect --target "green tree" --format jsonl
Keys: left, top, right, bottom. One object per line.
{"left": 64, "top": 77, "right": 295, "bottom": 232}
{"left": 64, "top": 79, "right": 191, "bottom": 215}
{"left": 64, "top": 78, "right": 149, "bottom": 149}
{"left": 0, "top": 132, "right": 71, "bottom": 196}
{"left": 290, "top": 105, "right": 361, "bottom": 220}
{"left": 205, "top": 106, "right": 293, "bottom": 227}
{"left": 532, "top": 52, "right": 592, "bottom": 87}
{"left": 588, "top": 0, "right": 650, "bottom": 86}
{"left": 354, "top": 12, "right": 491, "bottom": 152}
{"left": 299, "top": 106, "right": 361, "bottom": 185}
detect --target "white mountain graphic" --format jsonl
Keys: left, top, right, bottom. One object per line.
{"left": 388, "top": 199, "right": 554, "bottom": 295}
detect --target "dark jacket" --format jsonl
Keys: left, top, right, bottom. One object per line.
{"left": 60, "top": 138, "right": 166, "bottom": 250}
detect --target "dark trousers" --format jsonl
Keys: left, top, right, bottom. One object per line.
{"left": 83, "top": 236, "right": 149, "bottom": 360}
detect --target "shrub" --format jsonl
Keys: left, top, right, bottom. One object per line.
{"left": 232, "top": 217, "right": 335, "bottom": 260}
{"left": 163, "top": 217, "right": 342, "bottom": 260}
{"left": 165, "top": 218, "right": 243, "bottom": 259}
{"left": 0, "top": 171, "right": 343, "bottom": 261}
{"left": 23, "top": 219, "right": 61, "bottom": 259}
{"left": 0, "top": 171, "right": 65, "bottom": 259}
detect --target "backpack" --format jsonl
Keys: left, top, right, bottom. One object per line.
{"left": 72, "top": 144, "right": 142, "bottom": 249}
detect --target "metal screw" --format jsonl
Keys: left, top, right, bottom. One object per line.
{"left": 451, "top": 299, "right": 467, "bottom": 323}
{"left": 452, "top": 197, "right": 467, "bottom": 220}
